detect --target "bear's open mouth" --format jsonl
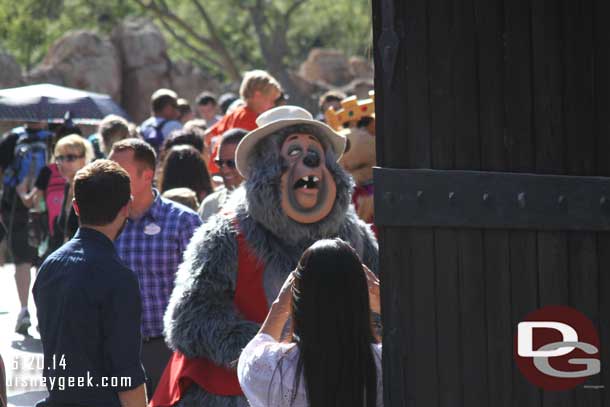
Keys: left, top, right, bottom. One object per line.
{"left": 293, "top": 175, "right": 320, "bottom": 190}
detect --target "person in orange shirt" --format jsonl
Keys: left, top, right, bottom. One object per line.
{"left": 205, "top": 70, "right": 282, "bottom": 176}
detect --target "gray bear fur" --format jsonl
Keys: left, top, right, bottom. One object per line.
{"left": 164, "top": 128, "right": 378, "bottom": 407}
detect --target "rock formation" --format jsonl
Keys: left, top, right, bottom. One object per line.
{"left": 0, "top": 20, "right": 371, "bottom": 123}
{"left": 26, "top": 30, "right": 121, "bottom": 102}
{"left": 111, "top": 17, "right": 172, "bottom": 123}
{"left": 0, "top": 49, "right": 22, "bottom": 88}
{"left": 298, "top": 48, "right": 354, "bottom": 86}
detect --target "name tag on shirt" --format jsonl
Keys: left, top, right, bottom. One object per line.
{"left": 144, "top": 223, "right": 161, "bottom": 235}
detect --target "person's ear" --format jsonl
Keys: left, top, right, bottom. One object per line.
{"left": 143, "top": 168, "right": 154, "bottom": 183}
{"left": 72, "top": 199, "right": 80, "bottom": 217}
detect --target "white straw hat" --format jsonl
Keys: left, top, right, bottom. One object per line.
{"left": 235, "top": 105, "right": 346, "bottom": 179}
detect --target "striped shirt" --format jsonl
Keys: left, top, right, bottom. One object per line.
{"left": 115, "top": 190, "right": 202, "bottom": 338}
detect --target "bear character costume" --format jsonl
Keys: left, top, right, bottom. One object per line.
{"left": 154, "top": 106, "right": 378, "bottom": 407}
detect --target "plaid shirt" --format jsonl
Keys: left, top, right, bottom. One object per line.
{"left": 115, "top": 190, "right": 202, "bottom": 338}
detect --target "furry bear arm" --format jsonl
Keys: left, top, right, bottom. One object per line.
{"left": 163, "top": 216, "right": 260, "bottom": 366}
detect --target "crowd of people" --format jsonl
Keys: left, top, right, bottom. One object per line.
{"left": 0, "top": 68, "right": 380, "bottom": 407}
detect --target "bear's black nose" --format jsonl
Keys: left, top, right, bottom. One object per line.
{"left": 303, "top": 150, "right": 320, "bottom": 168}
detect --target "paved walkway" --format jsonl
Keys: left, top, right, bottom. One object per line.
{"left": 0, "top": 264, "right": 48, "bottom": 407}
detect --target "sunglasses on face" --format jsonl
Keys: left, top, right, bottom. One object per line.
{"left": 56, "top": 154, "right": 84, "bottom": 163}
{"left": 214, "top": 159, "right": 236, "bottom": 169}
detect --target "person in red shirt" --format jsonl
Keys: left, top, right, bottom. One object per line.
{"left": 205, "top": 70, "right": 282, "bottom": 176}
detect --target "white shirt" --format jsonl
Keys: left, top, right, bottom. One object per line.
{"left": 237, "top": 333, "right": 383, "bottom": 407}
{"left": 198, "top": 187, "right": 229, "bottom": 222}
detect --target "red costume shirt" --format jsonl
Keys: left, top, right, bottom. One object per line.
{"left": 150, "top": 220, "right": 268, "bottom": 406}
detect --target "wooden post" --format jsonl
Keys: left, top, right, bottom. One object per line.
{"left": 373, "top": 0, "right": 610, "bottom": 406}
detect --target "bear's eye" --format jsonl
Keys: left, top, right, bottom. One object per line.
{"left": 288, "top": 148, "right": 301, "bottom": 157}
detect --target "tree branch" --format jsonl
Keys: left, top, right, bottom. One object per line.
{"left": 248, "top": 3, "right": 270, "bottom": 58}
{"left": 284, "top": 0, "right": 307, "bottom": 22}
{"left": 157, "top": 17, "right": 226, "bottom": 71}
{"left": 275, "top": 0, "right": 307, "bottom": 51}
{"left": 133, "top": 0, "right": 216, "bottom": 50}
{"left": 190, "top": 0, "right": 223, "bottom": 47}
{"left": 133, "top": 0, "right": 241, "bottom": 81}
{"left": 190, "top": 0, "right": 241, "bottom": 80}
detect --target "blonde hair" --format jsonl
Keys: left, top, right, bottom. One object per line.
{"left": 54, "top": 134, "right": 94, "bottom": 163}
{"left": 239, "top": 70, "right": 282, "bottom": 100}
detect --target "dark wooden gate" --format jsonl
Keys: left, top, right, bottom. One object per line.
{"left": 372, "top": 0, "right": 610, "bottom": 406}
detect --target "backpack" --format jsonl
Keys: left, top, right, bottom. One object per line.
{"left": 2, "top": 127, "right": 51, "bottom": 210}
{"left": 143, "top": 119, "right": 168, "bottom": 152}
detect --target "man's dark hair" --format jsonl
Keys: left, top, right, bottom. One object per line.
{"left": 220, "top": 128, "right": 248, "bottom": 149}
{"left": 111, "top": 138, "right": 157, "bottom": 171}
{"left": 74, "top": 160, "right": 131, "bottom": 226}
{"left": 54, "top": 123, "right": 83, "bottom": 139}
{"left": 218, "top": 92, "right": 239, "bottom": 114}
{"left": 163, "top": 128, "right": 205, "bottom": 153}
{"left": 318, "top": 89, "right": 347, "bottom": 111}
{"left": 98, "top": 115, "right": 129, "bottom": 148}
{"left": 196, "top": 92, "right": 217, "bottom": 106}
{"left": 153, "top": 95, "right": 178, "bottom": 114}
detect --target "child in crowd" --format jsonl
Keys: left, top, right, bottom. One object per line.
{"left": 204, "top": 70, "right": 282, "bottom": 176}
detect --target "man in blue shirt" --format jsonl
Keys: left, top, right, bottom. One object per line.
{"left": 33, "top": 160, "right": 147, "bottom": 407}
{"left": 109, "top": 139, "right": 202, "bottom": 395}
{"left": 139, "top": 89, "right": 183, "bottom": 153}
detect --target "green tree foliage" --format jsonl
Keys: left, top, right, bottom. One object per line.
{"left": 137, "top": 0, "right": 372, "bottom": 107}
{"left": 0, "top": 0, "right": 371, "bottom": 98}
{"left": 143, "top": 0, "right": 371, "bottom": 75}
{"left": 0, "top": 0, "right": 50, "bottom": 70}
{"left": 0, "top": 0, "right": 141, "bottom": 70}
{"left": 289, "top": 0, "right": 372, "bottom": 62}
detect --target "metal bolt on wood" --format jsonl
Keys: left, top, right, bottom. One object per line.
{"left": 384, "top": 192, "right": 394, "bottom": 204}
{"left": 518, "top": 192, "right": 527, "bottom": 208}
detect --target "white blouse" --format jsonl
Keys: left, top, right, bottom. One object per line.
{"left": 237, "top": 333, "right": 383, "bottom": 407}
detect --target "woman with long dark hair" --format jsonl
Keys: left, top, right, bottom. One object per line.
{"left": 238, "top": 238, "right": 382, "bottom": 407}
{"left": 159, "top": 145, "right": 213, "bottom": 203}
